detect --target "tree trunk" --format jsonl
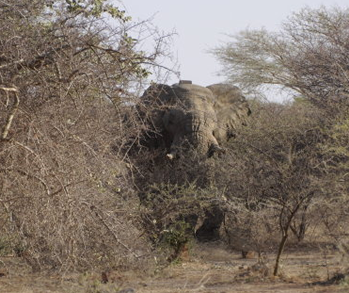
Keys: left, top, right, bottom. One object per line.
{"left": 273, "top": 230, "right": 288, "bottom": 276}
{"left": 274, "top": 200, "right": 304, "bottom": 276}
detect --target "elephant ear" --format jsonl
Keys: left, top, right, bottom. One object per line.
{"left": 141, "top": 84, "right": 175, "bottom": 108}
{"left": 138, "top": 84, "right": 175, "bottom": 130}
{"left": 207, "top": 83, "right": 251, "bottom": 142}
{"left": 135, "top": 84, "right": 176, "bottom": 150}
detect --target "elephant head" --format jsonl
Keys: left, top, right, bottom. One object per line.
{"left": 139, "top": 81, "right": 250, "bottom": 160}
{"left": 162, "top": 82, "right": 222, "bottom": 159}
{"left": 139, "top": 81, "right": 221, "bottom": 159}
{"left": 207, "top": 83, "right": 251, "bottom": 144}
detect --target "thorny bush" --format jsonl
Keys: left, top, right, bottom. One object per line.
{"left": 0, "top": 0, "right": 172, "bottom": 271}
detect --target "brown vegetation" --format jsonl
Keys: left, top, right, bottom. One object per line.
{"left": 0, "top": 2, "right": 349, "bottom": 293}
{"left": 0, "top": 0, "right": 171, "bottom": 271}
{"left": 211, "top": 6, "right": 349, "bottom": 277}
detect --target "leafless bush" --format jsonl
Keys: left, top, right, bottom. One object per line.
{"left": 210, "top": 101, "right": 329, "bottom": 274}
{"left": 0, "top": 98, "right": 150, "bottom": 271}
{"left": 0, "top": 0, "right": 173, "bottom": 271}
{"left": 223, "top": 197, "right": 279, "bottom": 256}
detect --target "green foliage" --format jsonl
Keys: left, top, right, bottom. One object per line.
{"left": 65, "top": 0, "right": 131, "bottom": 21}
{"left": 161, "top": 221, "right": 191, "bottom": 252}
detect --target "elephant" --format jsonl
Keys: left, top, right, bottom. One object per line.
{"left": 135, "top": 81, "right": 251, "bottom": 243}
{"left": 138, "top": 81, "right": 251, "bottom": 160}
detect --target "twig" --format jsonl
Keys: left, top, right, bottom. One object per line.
{"left": 0, "top": 86, "right": 19, "bottom": 140}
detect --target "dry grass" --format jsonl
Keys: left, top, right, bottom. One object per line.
{"left": 1, "top": 241, "right": 348, "bottom": 293}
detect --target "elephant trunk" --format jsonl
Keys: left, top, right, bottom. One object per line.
{"left": 166, "top": 113, "right": 222, "bottom": 159}
{"left": 208, "top": 143, "right": 225, "bottom": 157}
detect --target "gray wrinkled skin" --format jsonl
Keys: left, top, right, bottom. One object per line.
{"left": 139, "top": 82, "right": 251, "bottom": 159}
{"left": 207, "top": 83, "right": 251, "bottom": 144}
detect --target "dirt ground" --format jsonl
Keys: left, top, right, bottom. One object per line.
{"left": 0, "top": 242, "right": 348, "bottom": 293}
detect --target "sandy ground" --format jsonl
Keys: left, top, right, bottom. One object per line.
{"left": 0, "top": 242, "right": 348, "bottom": 293}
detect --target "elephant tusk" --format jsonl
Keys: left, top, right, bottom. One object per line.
{"left": 166, "top": 153, "right": 175, "bottom": 160}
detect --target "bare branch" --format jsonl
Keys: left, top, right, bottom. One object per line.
{"left": 0, "top": 86, "right": 19, "bottom": 140}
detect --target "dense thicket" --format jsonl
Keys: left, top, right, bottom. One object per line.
{"left": 0, "top": 0, "right": 170, "bottom": 271}
{"left": 1, "top": 1, "right": 349, "bottom": 278}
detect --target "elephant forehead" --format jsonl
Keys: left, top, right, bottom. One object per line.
{"left": 174, "top": 83, "right": 213, "bottom": 93}
{"left": 173, "top": 84, "right": 215, "bottom": 101}
{"left": 173, "top": 84, "right": 211, "bottom": 100}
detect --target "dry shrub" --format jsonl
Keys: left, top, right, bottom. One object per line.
{"left": 209, "top": 101, "right": 330, "bottom": 274}
{"left": 314, "top": 196, "right": 349, "bottom": 263}
{"left": 223, "top": 198, "right": 279, "bottom": 255}
{"left": 0, "top": 96, "right": 151, "bottom": 271}
{"left": 139, "top": 182, "right": 222, "bottom": 263}
{"left": 0, "top": 0, "right": 172, "bottom": 272}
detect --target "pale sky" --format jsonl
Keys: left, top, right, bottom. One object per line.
{"left": 121, "top": 1, "right": 349, "bottom": 101}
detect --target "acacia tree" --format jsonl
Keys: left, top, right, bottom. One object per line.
{"left": 212, "top": 7, "right": 349, "bottom": 114}
{"left": 0, "top": 0, "right": 172, "bottom": 271}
